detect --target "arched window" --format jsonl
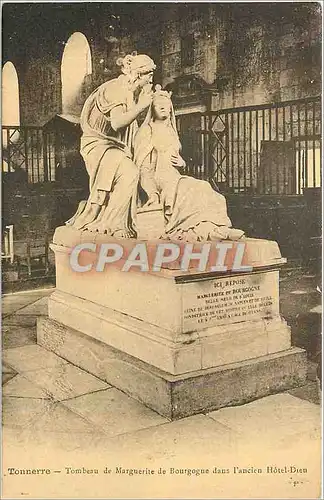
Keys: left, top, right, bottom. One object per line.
{"left": 61, "top": 32, "right": 92, "bottom": 116}
{"left": 2, "top": 62, "right": 20, "bottom": 169}
{"left": 2, "top": 61, "right": 20, "bottom": 126}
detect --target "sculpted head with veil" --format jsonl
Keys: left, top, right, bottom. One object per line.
{"left": 134, "top": 85, "right": 244, "bottom": 242}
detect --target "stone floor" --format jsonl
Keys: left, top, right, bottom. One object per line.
{"left": 2, "top": 269, "right": 322, "bottom": 499}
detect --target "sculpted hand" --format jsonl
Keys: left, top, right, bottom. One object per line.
{"left": 171, "top": 154, "right": 186, "bottom": 169}
{"left": 144, "top": 192, "right": 160, "bottom": 207}
{"left": 138, "top": 89, "right": 153, "bottom": 112}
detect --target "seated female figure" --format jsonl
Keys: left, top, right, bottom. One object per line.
{"left": 134, "top": 86, "right": 244, "bottom": 242}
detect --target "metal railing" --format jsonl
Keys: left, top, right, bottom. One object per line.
{"left": 176, "top": 95, "right": 322, "bottom": 195}
{"left": 2, "top": 126, "right": 56, "bottom": 184}
{"left": 3, "top": 96, "right": 321, "bottom": 195}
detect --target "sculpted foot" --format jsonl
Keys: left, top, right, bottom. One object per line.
{"left": 112, "top": 229, "right": 137, "bottom": 239}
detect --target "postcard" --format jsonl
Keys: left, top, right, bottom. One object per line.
{"left": 2, "top": 2, "right": 322, "bottom": 498}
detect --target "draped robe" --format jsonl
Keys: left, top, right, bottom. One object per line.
{"left": 66, "top": 74, "right": 138, "bottom": 236}
{"left": 134, "top": 104, "right": 244, "bottom": 242}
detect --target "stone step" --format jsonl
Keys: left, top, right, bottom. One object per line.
{"left": 38, "top": 316, "right": 307, "bottom": 420}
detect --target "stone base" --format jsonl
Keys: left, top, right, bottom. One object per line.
{"left": 48, "top": 290, "right": 292, "bottom": 375}
{"left": 37, "top": 317, "right": 307, "bottom": 420}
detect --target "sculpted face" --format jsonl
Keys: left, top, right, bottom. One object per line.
{"left": 137, "top": 70, "right": 154, "bottom": 89}
{"left": 153, "top": 96, "right": 171, "bottom": 120}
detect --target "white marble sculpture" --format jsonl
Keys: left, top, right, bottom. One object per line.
{"left": 134, "top": 85, "right": 245, "bottom": 241}
{"left": 65, "top": 53, "right": 244, "bottom": 242}
{"left": 66, "top": 52, "right": 156, "bottom": 238}
{"left": 48, "top": 76, "right": 305, "bottom": 422}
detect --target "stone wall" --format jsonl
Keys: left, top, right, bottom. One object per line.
{"left": 160, "top": 3, "right": 321, "bottom": 110}
{"left": 2, "top": 185, "right": 87, "bottom": 241}
{"left": 215, "top": 3, "right": 321, "bottom": 109}
{"left": 161, "top": 4, "right": 218, "bottom": 87}
{"left": 3, "top": 4, "right": 162, "bottom": 126}
{"left": 3, "top": 3, "right": 321, "bottom": 125}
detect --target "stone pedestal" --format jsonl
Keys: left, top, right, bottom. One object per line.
{"left": 37, "top": 225, "right": 307, "bottom": 419}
